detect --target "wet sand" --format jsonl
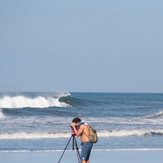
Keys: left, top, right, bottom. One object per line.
{"left": 0, "top": 149, "right": 163, "bottom": 163}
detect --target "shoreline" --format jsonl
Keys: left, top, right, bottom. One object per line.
{"left": 1, "top": 148, "right": 163, "bottom": 152}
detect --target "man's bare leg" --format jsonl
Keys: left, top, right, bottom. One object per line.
{"left": 82, "top": 161, "right": 86, "bottom": 163}
{"left": 82, "top": 160, "right": 90, "bottom": 163}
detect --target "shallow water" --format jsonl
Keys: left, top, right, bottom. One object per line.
{"left": 0, "top": 92, "right": 163, "bottom": 151}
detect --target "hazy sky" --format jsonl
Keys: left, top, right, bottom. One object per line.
{"left": 0, "top": 0, "right": 163, "bottom": 92}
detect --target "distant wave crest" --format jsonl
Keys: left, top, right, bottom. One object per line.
{"left": 0, "top": 129, "right": 163, "bottom": 140}
{"left": 0, "top": 92, "right": 71, "bottom": 109}
{"left": 99, "top": 129, "right": 163, "bottom": 137}
{"left": 0, "top": 132, "right": 70, "bottom": 139}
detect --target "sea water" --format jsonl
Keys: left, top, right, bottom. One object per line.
{"left": 0, "top": 92, "right": 163, "bottom": 151}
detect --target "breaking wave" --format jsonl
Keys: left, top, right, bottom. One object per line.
{"left": 0, "top": 92, "right": 71, "bottom": 109}
{"left": 0, "top": 129, "right": 163, "bottom": 140}
{"left": 98, "top": 129, "right": 163, "bottom": 137}
{"left": 145, "top": 111, "right": 163, "bottom": 119}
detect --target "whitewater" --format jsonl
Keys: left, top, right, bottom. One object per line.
{"left": 0, "top": 92, "right": 71, "bottom": 108}
{"left": 0, "top": 129, "right": 163, "bottom": 140}
{"left": 0, "top": 92, "right": 163, "bottom": 151}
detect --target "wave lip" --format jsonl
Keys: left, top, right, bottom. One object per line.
{"left": 0, "top": 92, "right": 71, "bottom": 109}
{"left": 145, "top": 111, "right": 163, "bottom": 119}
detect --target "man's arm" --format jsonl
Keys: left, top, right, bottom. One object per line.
{"left": 71, "top": 124, "right": 84, "bottom": 137}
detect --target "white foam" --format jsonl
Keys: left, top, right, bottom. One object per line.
{"left": 0, "top": 132, "right": 71, "bottom": 140}
{"left": 0, "top": 93, "right": 71, "bottom": 109}
{"left": 85, "top": 116, "right": 163, "bottom": 126}
{"left": 98, "top": 129, "right": 163, "bottom": 137}
{"left": 0, "top": 129, "right": 163, "bottom": 140}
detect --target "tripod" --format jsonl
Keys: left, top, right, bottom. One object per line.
{"left": 58, "top": 133, "right": 81, "bottom": 163}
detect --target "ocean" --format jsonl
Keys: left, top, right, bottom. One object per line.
{"left": 0, "top": 92, "right": 163, "bottom": 151}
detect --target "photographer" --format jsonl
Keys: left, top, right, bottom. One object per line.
{"left": 71, "top": 117, "right": 93, "bottom": 163}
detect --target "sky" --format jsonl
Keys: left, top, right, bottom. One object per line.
{"left": 0, "top": 0, "right": 163, "bottom": 92}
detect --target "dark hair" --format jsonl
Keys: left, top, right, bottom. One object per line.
{"left": 72, "top": 117, "right": 81, "bottom": 123}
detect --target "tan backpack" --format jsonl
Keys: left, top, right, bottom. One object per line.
{"left": 88, "top": 126, "right": 98, "bottom": 143}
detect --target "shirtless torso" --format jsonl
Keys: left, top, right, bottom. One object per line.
{"left": 78, "top": 124, "right": 90, "bottom": 142}
{"left": 71, "top": 123, "right": 90, "bottom": 142}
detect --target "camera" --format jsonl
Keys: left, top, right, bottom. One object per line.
{"left": 70, "top": 126, "right": 76, "bottom": 136}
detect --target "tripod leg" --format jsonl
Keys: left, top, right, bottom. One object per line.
{"left": 58, "top": 135, "right": 73, "bottom": 163}
{"left": 74, "top": 137, "right": 82, "bottom": 163}
{"left": 72, "top": 135, "right": 75, "bottom": 150}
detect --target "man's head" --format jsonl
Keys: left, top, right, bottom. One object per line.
{"left": 72, "top": 117, "right": 81, "bottom": 126}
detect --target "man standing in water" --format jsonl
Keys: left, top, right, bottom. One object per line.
{"left": 71, "top": 117, "right": 93, "bottom": 163}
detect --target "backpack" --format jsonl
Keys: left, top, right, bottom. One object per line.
{"left": 88, "top": 126, "right": 98, "bottom": 143}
